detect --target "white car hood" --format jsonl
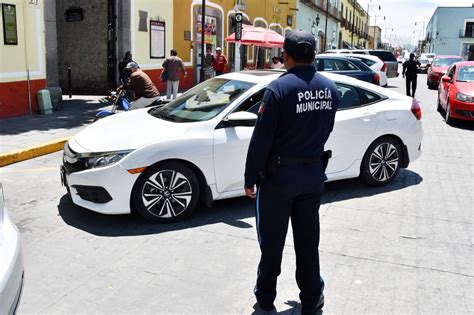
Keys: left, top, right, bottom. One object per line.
{"left": 71, "top": 109, "right": 191, "bottom": 153}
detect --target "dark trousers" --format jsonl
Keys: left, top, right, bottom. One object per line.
{"left": 406, "top": 75, "right": 417, "bottom": 97}
{"left": 215, "top": 70, "right": 224, "bottom": 76}
{"left": 254, "top": 164, "right": 325, "bottom": 310}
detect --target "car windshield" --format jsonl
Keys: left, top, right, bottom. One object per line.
{"left": 419, "top": 59, "right": 429, "bottom": 64}
{"left": 369, "top": 51, "right": 397, "bottom": 62}
{"left": 422, "top": 54, "right": 435, "bottom": 58}
{"left": 149, "top": 78, "right": 254, "bottom": 122}
{"left": 432, "top": 58, "right": 463, "bottom": 67}
{"left": 457, "top": 66, "right": 474, "bottom": 82}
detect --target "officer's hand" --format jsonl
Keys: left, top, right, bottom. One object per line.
{"left": 244, "top": 186, "right": 256, "bottom": 199}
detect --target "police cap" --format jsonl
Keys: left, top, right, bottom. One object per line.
{"left": 284, "top": 29, "right": 316, "bottom": 61}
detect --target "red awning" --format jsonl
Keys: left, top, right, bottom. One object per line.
{"left": 226, "top": 25, "right": 284, "bottom": 48}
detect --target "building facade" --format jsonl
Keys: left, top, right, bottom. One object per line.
{"left": 339, "top": 0, "right": 369, "bottom": 49}
{"left": 1, "top": 0, "right": 298, "bottom": 118}
{"left": 296, "top": 0, "right": 341, "bottom": 53}
{"left": 0, "top": 0, "right": 46, "bottom": 118}
{"left": 425, "top": 6, "right": 474, "bottom": 59}
{"left": 368, "top": 25, "right": 381, "bottom": 49}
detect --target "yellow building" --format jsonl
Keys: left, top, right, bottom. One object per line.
{"left": 339, "top": 0, "right": 369, "bottom": 49}
{"left": 172, "top": 0, "right": 297, "bottom": 83}
{"left": 0, "top": 0, "right": 46, "bottom": 118}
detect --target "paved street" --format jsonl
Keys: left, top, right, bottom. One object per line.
{"left": 1, "top": 69, "right": 473, "bottom": 314}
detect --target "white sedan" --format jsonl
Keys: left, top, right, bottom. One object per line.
{"left": 0, "top": 184, "right": 24, "bottom": 314}
{"left": 61, "top": 70, "right": 423, "bottom": 222}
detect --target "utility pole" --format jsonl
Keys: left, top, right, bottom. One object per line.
{"left": 200, "top": 0, "right": 206, "bottom": 83}
{"left": 351, "top": 0, "right": 355, "bottom": 47}
{"left": 323, "top": 0, "right": 329, "bottom": 52}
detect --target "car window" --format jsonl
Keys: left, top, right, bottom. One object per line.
{"left": 357, "top": 58, "right": 376, "bottom": 67}
{"left": 335, "top": 83, "right": 362, "bottom": 110}
{"left": 324, "top": 59, "right": 358, "bottom": 71}
{"left": 150, "top": 78, "right": 254, "bottom": 122}
{"left": 368, "top": 51, "right": 397, "bottom": 62}
{"left": 457, "top": 66, "right": 474, "bottom": 82}
{"left": 360, "top": 89, "right": 382, "bottom": 103}
{"left": 352, "top": 51, "right": 367, "bottom": 55}
{"left": 233, "top": 89, "right": 265, "bottom": 114}
{"left": 432, "top": 57, "right": 463, "bottom": 67}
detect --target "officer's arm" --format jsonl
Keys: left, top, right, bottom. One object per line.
{"left": 244, "top": 90, "right": 279, "bottom": 188}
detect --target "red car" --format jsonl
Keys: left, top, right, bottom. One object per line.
{"left": 438, "top": 61, "right": 474, "bottom": 124}
{"left": 427, "top": 55, "right": 464, "bottom": 89}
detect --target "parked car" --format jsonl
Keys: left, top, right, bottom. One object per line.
{"left": 0, "top": 184, "right": 24, "bottom": 315}
{"left": 324, "top": 49, "right": 353, "bottom": 54}
{"left": 319, "top": 53, "right": 387, "bottom": 87}
{"left": 418, "top": 58, "right": 430, "bottom": 73}
{"left": 314, "top": 55, "right": 380, "bottom": 85}
{"left": 420, "top": 53, "right": 435, "bottom": 65}
{"left": 437, "top": 61, "right": 474, "bottom": 124}
{"left": 427, "top": 55, "right": 464, "bottom": 89}
{"left": 61, "top": 70, "right": 423, "bottom": 222}
{"left": 365, "top": 50, "right": 399, "bottom": 78}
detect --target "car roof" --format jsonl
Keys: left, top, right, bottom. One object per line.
{"left": 321, "top": 53, "right": 383, "bottom": 62}
{"left": 434, "top": 55, "right": 463, "bottom": 59}
{"left": 454, "top": 61, "right": 474, "bottom": 67}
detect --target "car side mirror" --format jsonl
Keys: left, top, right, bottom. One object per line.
{"left": 441, "top": 76, "right": 452, "bottom": 83}
{"left": 226, "top": 111, "right": 258, "bottom": 127}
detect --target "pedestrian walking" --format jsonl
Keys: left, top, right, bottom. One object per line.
{"left": 244, "top": 29, "right": 339, "bottom": 314}
{"left": 402, "top": 53, "right": 421, "bottom": 97}
{"left": 468, "top": 44, "right": 474, "bottom": 61}
{"left": 118, "top": 51, "right": 137, "bottom": 83}
{"left": 161, "top": 49, "right": 186, "bottom": 99}
{"left": 204, "top": 46, "right": 215, "bottom": 80}
{"left": 213, "top": 47, "right": 227, "bottom": 76}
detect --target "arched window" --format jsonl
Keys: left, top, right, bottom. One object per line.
{"left": 269, "top": 23, "right": 284, "bottom": 65}
{"left": 227, "top": 11, "right": 251, "bottom": 70}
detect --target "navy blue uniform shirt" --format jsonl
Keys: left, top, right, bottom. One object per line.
{"left": 244, "top": 65, "right": 340, "bottom": 188}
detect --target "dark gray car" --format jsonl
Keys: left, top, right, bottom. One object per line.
{"left": 367, "top": 50, "right": 399, "bottom": 79}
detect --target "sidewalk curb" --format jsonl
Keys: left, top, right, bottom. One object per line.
{"left": 0, "top": 137, "right": 70, "bottom": 167}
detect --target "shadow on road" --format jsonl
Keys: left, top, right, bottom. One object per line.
{"left": 58, "top": 169, "right": 423, "bottom": 237}
{"left": 436, "top": 109, "right": 474, "bottom": 131}
{"left": 250, "top": 300, "right": 323, "bottom": 315}
{"left": 0, "top": 98, "right": 105, "bottom": 135}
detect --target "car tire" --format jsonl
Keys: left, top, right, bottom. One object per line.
{"left": 360, "top": 137, "right": 402, "bottom": 187}
{"left": 132, "top": 161, "right": 199, "bottom": 222}
{"left": 437, "top": 91, "right": 443, "bottom": 112}
{"left": 445, "top": 100, "right": 454, "bottom": 125}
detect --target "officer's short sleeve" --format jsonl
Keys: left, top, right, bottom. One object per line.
{"left": 244, "top": 89, "right": 279, "bottom": 188}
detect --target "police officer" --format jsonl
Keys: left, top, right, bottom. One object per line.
{"left": 244, "top": 29, "right": 339, "bottom": 314}
{"left": 402, "top": 53, "right": 421, "bottom": 97}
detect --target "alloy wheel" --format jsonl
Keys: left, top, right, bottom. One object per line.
{"left": 368, "top": 143, "right": 399, "bottom": 182}
{"left": 141, "top": 169, "right": 193, "bottom": 218}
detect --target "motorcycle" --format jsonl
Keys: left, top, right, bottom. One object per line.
{"left": 94, "top": 86, "right": 167, "bottom": 122}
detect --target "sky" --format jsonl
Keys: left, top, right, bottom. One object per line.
{"left": 357, "top": 0, "right": 473, "bottom": 46}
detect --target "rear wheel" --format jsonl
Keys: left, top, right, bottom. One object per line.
{"left": 360, "top": 137, "right": 402, "bottom": 187}
{"left": 132, "top": 161, "right": 199, "bottom": 222}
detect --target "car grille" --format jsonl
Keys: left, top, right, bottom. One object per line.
{"left": 455, "top": 109, "right": 474, "bottom": 119}
{"left": 63, "top": 143, "right": 88, "bottom": 174}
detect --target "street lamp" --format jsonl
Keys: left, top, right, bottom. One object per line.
{"left": 414, "top": 21, "right": 425, "bottom": 40}
{"left": 373, "top": 15, "right": 385, "bottom": 49}
{"left": 366, "top": 0, "right": 381, "bottom": 48}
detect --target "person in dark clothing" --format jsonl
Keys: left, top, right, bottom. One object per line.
{"left": 118, "top": 51, "right": 137, "bottom": 83}
{"left": 244, "top": 29, "right": 339, "bottom": 314}
{"left": 402, "top": 53, "right": 421, "bottom": 97}
{"left": 468, "top": 44, "right": 474, "bottom": 61}
{"left": 124, "top": 62, "right": 160, "bottom": 109}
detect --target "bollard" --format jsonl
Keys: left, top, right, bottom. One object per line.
{"left": 67, "top": 67, "right": 72, "bottom": 98}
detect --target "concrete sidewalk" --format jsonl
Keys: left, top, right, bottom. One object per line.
{"left": 0, "top": 96, "right": 109, "bottom": 166}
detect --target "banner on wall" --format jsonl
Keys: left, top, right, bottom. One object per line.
{"left": 150, "top": 20, "right": 165, "bottom": 58}
{"left": 196, "top": 15, "right": 217, "bottom": 45}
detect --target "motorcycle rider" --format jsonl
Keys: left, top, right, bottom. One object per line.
{"left": 125, "top": 62, "right": 161, "bottom": 109}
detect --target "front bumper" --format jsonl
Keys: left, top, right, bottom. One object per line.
{"left": 0, "top": 211, "right": 24, "bottom": 315}
{"left": 61, "top": 162, "right": 139, "bottom": 215}
{"left": 450, "top": 99, "right": 474, "bottom": 121}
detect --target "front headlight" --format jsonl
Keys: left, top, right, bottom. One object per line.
{"left": 83, "top": 150, "right": 133, "bottom": 168}
{"left": 456, "top": 93, "right": 474, "bottom": 103}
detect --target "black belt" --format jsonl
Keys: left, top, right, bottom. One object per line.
{"left": 276, "top": 155, "right": 322, "bottom": 166}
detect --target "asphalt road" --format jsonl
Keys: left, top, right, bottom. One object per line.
{"left": 1, "top": 69, "right": 473, "bottom": 314}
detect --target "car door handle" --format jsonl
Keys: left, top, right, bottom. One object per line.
{"left": 358, "top": 112, "right": 376, "bottom": 121}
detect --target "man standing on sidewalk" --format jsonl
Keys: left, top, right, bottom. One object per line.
{"left": 161, "top": 49, "right": 186, "bottom": 99}
{"left": 402, "top": 53, "right": 421, "bottom": 97}
{"left": 213, "top": 47, "right": 227, "bottom": 76}
{"left": 244, "top": 29, "right": 339, "bottom": 314}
